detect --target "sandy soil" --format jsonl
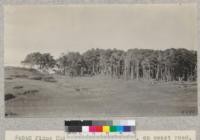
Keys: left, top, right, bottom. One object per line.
{"left": 5, "top": 67, "right": 198, "bottom": 117}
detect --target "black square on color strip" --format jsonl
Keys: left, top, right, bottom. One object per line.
{"left": 65, "top": 121, "right": 70, "bottom": 126}
{"left": 82, "top": 120, "right": 92, "bottom": 126}
{"left": 68, "top": 126, "right": 82, "bottom": 132}
{"left": 65, "top": 120, "right": 82, "bottom": 126}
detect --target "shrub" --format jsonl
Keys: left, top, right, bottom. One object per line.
{"left": 13, "top": 86, "right": 23, "bottom": 89}
{"left": 5, "top": 77, "right": 13, "bottom": 80}
{"left": 23, "top": 90, "right": 39, "bottom": 95}
{"left": 43, "top": 76, "right": 57, "bottom": 82}
{"left": 11, "top": 74, "right": 28, "bottom": 78}
{"left": 29, "top": 76, "right": 42, "bottom": 80}
{"left": 5, "top": 94, "right": 15, "bottom": 101}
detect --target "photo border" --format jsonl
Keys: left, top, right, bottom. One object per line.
{"left": 0, "top": 0, "right": 199, "bottom": 140}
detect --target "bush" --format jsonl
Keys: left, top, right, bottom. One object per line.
{"left": 43, "top": 76, "right": 57, "bottom": 82}
{"left": 13, "top": 86, "right": 23, "bottom": 89}
{"left": 5, "top": 77, "right": 13, "bottom": 80}
{"left": 11, "top": 74, "right": 28, "bottom": 78}
{"left": 23, "top": 89, "right": 39, "bottom": 95}
{"left": 5, "top": 94, "right": 15, "bottom": 101}
{"left": 29, "top": 76, "right": 42, "bottom": 80}
{"left": 5, "top": 112, "right": 17, "bottom": 116}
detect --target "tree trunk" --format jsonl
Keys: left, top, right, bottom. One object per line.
{"left": 142, "top": 64, "right": 145, "bottom": 79}
{"left": 156, "top": 65, "right": 160, "bottom": 80}
{"left": 136, "top": 61, "right": 139, "bottom": 80}
{"left": 148, "top": 63, "right": 151, "bottom": 80}
{"left": 92, "top": 62, "right": 95, "bottom": 74}
{"left": 131, "top": 65, "right": 134, "bottom": 80}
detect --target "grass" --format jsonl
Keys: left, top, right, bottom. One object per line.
{"left": 4, "top": 66, "right": 198, "bottom": 117}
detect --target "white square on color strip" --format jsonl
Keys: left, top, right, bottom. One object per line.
{"left": 82, "top": 126, "right": 89, "bottom": 132}
{"left": 128, "top": 120, "right": 135, "bottom": 126}
{"left": 122, "top": 120, "right": 129, "bottom": 125}
{"left": 118, "top": 120, "right": 125, "bottom": 125}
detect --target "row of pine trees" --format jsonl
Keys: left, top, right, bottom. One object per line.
{"left": 22, "top": 48, "right": 197, "bottom": 81}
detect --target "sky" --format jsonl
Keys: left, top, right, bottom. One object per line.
{"left": 4, "top": 4, "right": 197, "bottom": 66}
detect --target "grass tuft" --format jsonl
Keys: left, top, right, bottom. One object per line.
{"left": 5, "top": 94, "right": 15, "bottom": 101}
{"left": 13, "top": 86, "right": 23, "bottom": 89}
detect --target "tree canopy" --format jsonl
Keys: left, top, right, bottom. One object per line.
{"left": 21, "top": 52, "right": 55, "bottom": 72}
{"left": 22, "top": 48, "right": 197, "bottom": 81}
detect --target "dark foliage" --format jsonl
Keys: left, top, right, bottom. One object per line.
{"left": 5, "top": 94, "right": 15, "bottom": 101}
{"left": 22, "top": 48, "right": 197, "bottom": 81}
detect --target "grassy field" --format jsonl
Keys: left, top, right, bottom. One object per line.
{"left": 4, "top": 66, "right": 198, "bottom": 117}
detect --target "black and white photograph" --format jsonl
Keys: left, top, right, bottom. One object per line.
{"left": 4, "top": 4, "right": 197, "bottom": 117}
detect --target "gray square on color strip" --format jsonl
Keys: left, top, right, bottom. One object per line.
{"left": 92, "top": 120, "right": 113, "bottom": 126}
{"left": 65, "top": 126, "right": 69, "bottom": 132}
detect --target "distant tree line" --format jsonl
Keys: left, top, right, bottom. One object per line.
{"left": 21, "top": 48, "right": 197, "bottom": 81}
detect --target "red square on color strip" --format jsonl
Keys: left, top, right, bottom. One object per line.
{"left": 95, "top": 126, "right": 102, "bottom": 132}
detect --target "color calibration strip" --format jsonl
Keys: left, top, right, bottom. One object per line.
{"left": 64, "top": 120, "right": 135, "bottom": 136}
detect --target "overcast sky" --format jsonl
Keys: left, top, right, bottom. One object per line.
{"left": 4, "top": 4, "right": 197, "bottom": 66}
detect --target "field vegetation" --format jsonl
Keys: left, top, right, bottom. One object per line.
{"left": 5, "top": 48, "right": 198, "bottom": 117}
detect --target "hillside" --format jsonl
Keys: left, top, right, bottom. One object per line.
{"left": 5, "top": 66, "right": 197, "bottom": 117}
